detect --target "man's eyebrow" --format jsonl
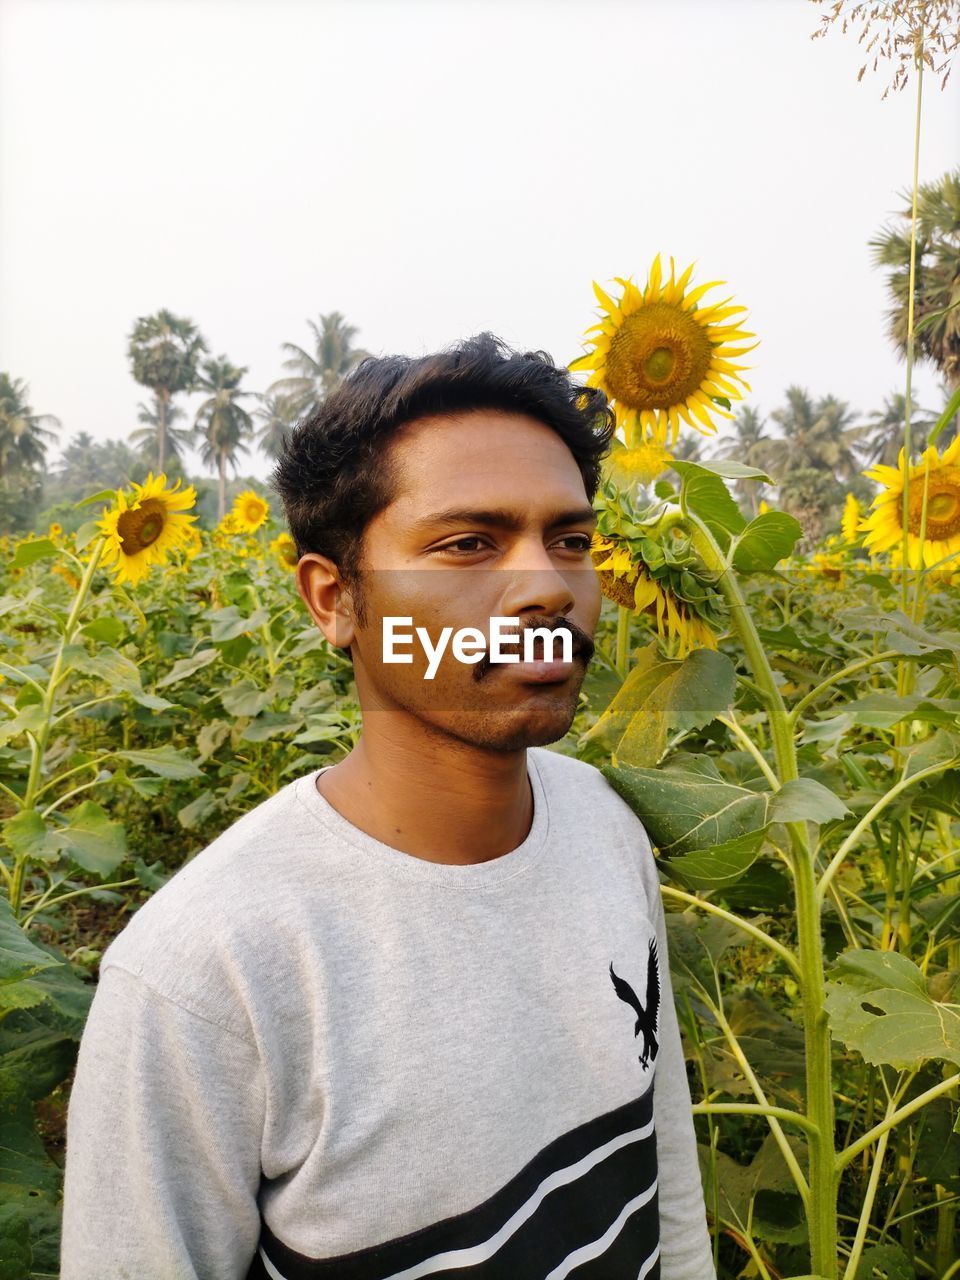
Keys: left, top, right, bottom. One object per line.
{"left": 411, "top": 506, "right": 598, "bottom": 534}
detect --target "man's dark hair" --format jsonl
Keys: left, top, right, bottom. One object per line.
{"left": 269, "top": 331, "right": 616, "bottom": 630}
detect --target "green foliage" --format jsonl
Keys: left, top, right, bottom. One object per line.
{"left": 2, "top": 424, "right": 960, "bottom": 1277}
{"left": 583, "top": 456, "right": 960, "bottom": 1277}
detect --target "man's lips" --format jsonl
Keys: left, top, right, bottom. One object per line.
{"left": 485, "top": 632, "right": 587, "bottom": 681}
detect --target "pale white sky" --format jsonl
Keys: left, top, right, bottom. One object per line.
{"left": 2, "top": 0, "right": 958, "bottom": 484}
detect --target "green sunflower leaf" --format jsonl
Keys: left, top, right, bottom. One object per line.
{"left": 928, "top": 383, "right": 960, "bottom": 445}
{"left": 6, "top": 539, "right": 58, "bottom": 570}
{"left": 0, "top": 704, "right": 46, "bottom": 748}
{"left": 672, "top": 462, "right": 747, "bottom": 548}
{"left": 674, "top": 459, "right": 773, "bottom": 483}
{"left": 733, "top": 512, "right": 804, "bottom": 572}
{"left": 78, "top": 616, "right": 127, "bottom": 645}
{"left": 600, "top": 757, "right": 847, "bottom": 855}
{"left": 220, "top": 678, "right": 273, "bottom": 718}
{"left": 116, "top": 744, "right": 205, "bottom": 781}
{"left": 846, "top": 693, "right": 960, "bottom": 729}
{"left": 74, "top": 519, "right": 103, "bottom": 551}
{"left": 582, "top": 645, "right": 735, "bottom": 768}
{"left": 208, "top": 605, "right": 271, "bottom": 643}
{"left": 838, "top": 607, "right": 960, "bottom": 659}
{"left": 825, "top": 950, "right": 960, "bottom": 1069}
{"left": 75, "top": 488, "right": 118, "bottom": 508}
{"left": 0, "top": 899, "right": 62, "bottom": 987}
{"left": 239, "top": 711, "right": 304, "bottom": 742}
{"left": 0, "top": 810, "right": 61, "bottom": 866}
{"left": 64, "top": 645, "right": 176, "bottom": 712}
{"left": 667, "top": 829, "right": 767, "bottom": 890}
{"left": 155, "top": 648, "right": 220, "bottom": 689}
{"left": 46, "top": 801, "right": 128, "bottom": 876}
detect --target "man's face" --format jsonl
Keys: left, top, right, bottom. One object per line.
{"left": 306, "top": 409, "right": 604, "bottom": 752}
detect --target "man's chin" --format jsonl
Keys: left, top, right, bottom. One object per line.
{"left": 437, "top": 702, "right": 580, "bottom": 753}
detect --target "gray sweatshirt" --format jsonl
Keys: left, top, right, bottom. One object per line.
{"left": 60, "top": 745, "right": 716, "bottom": 1280}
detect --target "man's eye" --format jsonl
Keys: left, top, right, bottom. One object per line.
{"left": 436, "top": 538, "right": 488, "bottom": 554}
{"left": 433, "top": 535, "right": 593, "bottom": 555}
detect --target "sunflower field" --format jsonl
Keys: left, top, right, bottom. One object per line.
{"left": 4, "top": 10, "right": 960, "bottom": 1277}
{"left": 3, "top": 251, "right": 960, "bottom": 1277}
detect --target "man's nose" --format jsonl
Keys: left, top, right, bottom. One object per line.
{"left": 497, "top": 541, "right": 578, "bottom": 620}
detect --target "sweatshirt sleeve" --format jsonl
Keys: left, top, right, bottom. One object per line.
{"left": 60, "top": 963, "right": 265, "bottom": 1280}
{"left": 638, "top": 831, "right": 718, "bottom": 1280}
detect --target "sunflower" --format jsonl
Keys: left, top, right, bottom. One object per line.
{"left": 232, "top": 489, "right": 270, "bottom": 533}
{"left": 810, "top": 549, "right": 845, "bottom": 589}
{"left": 861, "top": 434, "right": 960, "bottom": 570}
{"left": 270, "top": 531, "right": 299, "bottom": 571}
{"left": 50, "top": 563, "right": 82, "bottom": 590}
{"left": 48, "top": 522, "right": 63, "bottom": 541}
{"left": 571, "top": 254, "right": 757, "bottom": 466}
{"left": 182, "top": 524, "right": 204, "bottom": 557}
{"left": 95, "top": 472, "right": 198, "bottom": 587}
{"left": 213, "top": 512, "right": 240, "bottom": 542}
{"left": 591, "top": 529, "right": 723, "bottom": 658}
{"left": 172, "top": 524, "right": 204, "bottom": 574}
{"left": 602, "top": 435, "right": 674, "bottom": 488}
{"left": 841, "top": 493, "right": 862, "bottom": 545}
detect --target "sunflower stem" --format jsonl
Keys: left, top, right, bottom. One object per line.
{"left": 10, "top": 537, "right": 106, "bottom": 919}
{"left": 681, "top": 506, "right": 839, "bottom": 1278}
{"left": 898, "top": 27, "right": 924, "bottom": 618}
{"left": 245, "top": 584, "right": 278, "bottom": 679}
{"left": 911, "top": 451, "right": 932, "bottom": 624}
{"left": 614, "top": 605, "right": 631, "bottom": 678}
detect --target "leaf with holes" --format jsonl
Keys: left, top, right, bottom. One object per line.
{"left": 825, "top": 950, "right": 960, "bottom": 1069}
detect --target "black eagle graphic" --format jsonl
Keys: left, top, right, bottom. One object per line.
{"left": 609, "top": 938, "right": 661, "bottom": 1069}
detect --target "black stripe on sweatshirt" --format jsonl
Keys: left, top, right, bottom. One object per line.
{"left": 245, "top": 1083, "right": 659, "bottom": 1280}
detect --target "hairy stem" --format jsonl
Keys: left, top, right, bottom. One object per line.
{"left": 684, "top": 506, "right": 837, "bottom": 1274}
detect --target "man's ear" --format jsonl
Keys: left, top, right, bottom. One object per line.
{"left": 295, "top": 553, "right": 357, "bottom": 652}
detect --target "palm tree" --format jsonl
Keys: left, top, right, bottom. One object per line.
{"left": 710, "top": 404, "right": 775, "bottom": 514}
{"left": 130, "top": 394, "right": 194, "bottom": 477}
{"left": 49, "top": 432, "right": 144, "bottom": 494}
{"left": 253, "top": 392, "right": 300, "bottom": 463}
{"left": 127, "top": 310, "right": 207, "bottom": 473}
{"left": 268, "top": 312, "right": 370, "bottom": 418}
{"left": 870, "top": 168, "right": 960, "bottom": 389}
{"left": 670, "top": 433, "right": 704, "bottom": 463}
{"left": 851, "top": 391, "right": 938, "bottom": 468}
{"left": 0, "top": 374, "right": 61, "bottom": 493}
{"left": 769, "top": 387, "right": 860, "bottom": 482}
{"left": 193, "top": 356, "right": 254, "bottom": 521}
{"left": 777, "top": 468, "right": 843, "bottom": 548}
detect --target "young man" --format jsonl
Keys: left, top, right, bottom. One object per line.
{"left": 61, "top": 333, "right": 716, "bottom": 1280}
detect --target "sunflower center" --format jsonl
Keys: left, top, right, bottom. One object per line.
{"left": 604, "top": 302, "right": 713, "bottom": 411}
{"left": 594, "top": 566, "right": 640, "bottom": 610}
{"left": 117, "top": 499, "right": 166, "bottom": 554}
{"left": 908, "top": 474, "right": 960, "bottom": 540}
{"left": 643, "top": 347, "right": 675, "bottom": 384}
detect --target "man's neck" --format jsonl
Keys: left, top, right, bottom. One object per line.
{"left": 314, "top": 728, "right": 535, "bottom": 866}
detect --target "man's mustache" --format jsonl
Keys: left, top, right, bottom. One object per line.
{"left": 474, "top": 621, "right": 595, "bottom": 680}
